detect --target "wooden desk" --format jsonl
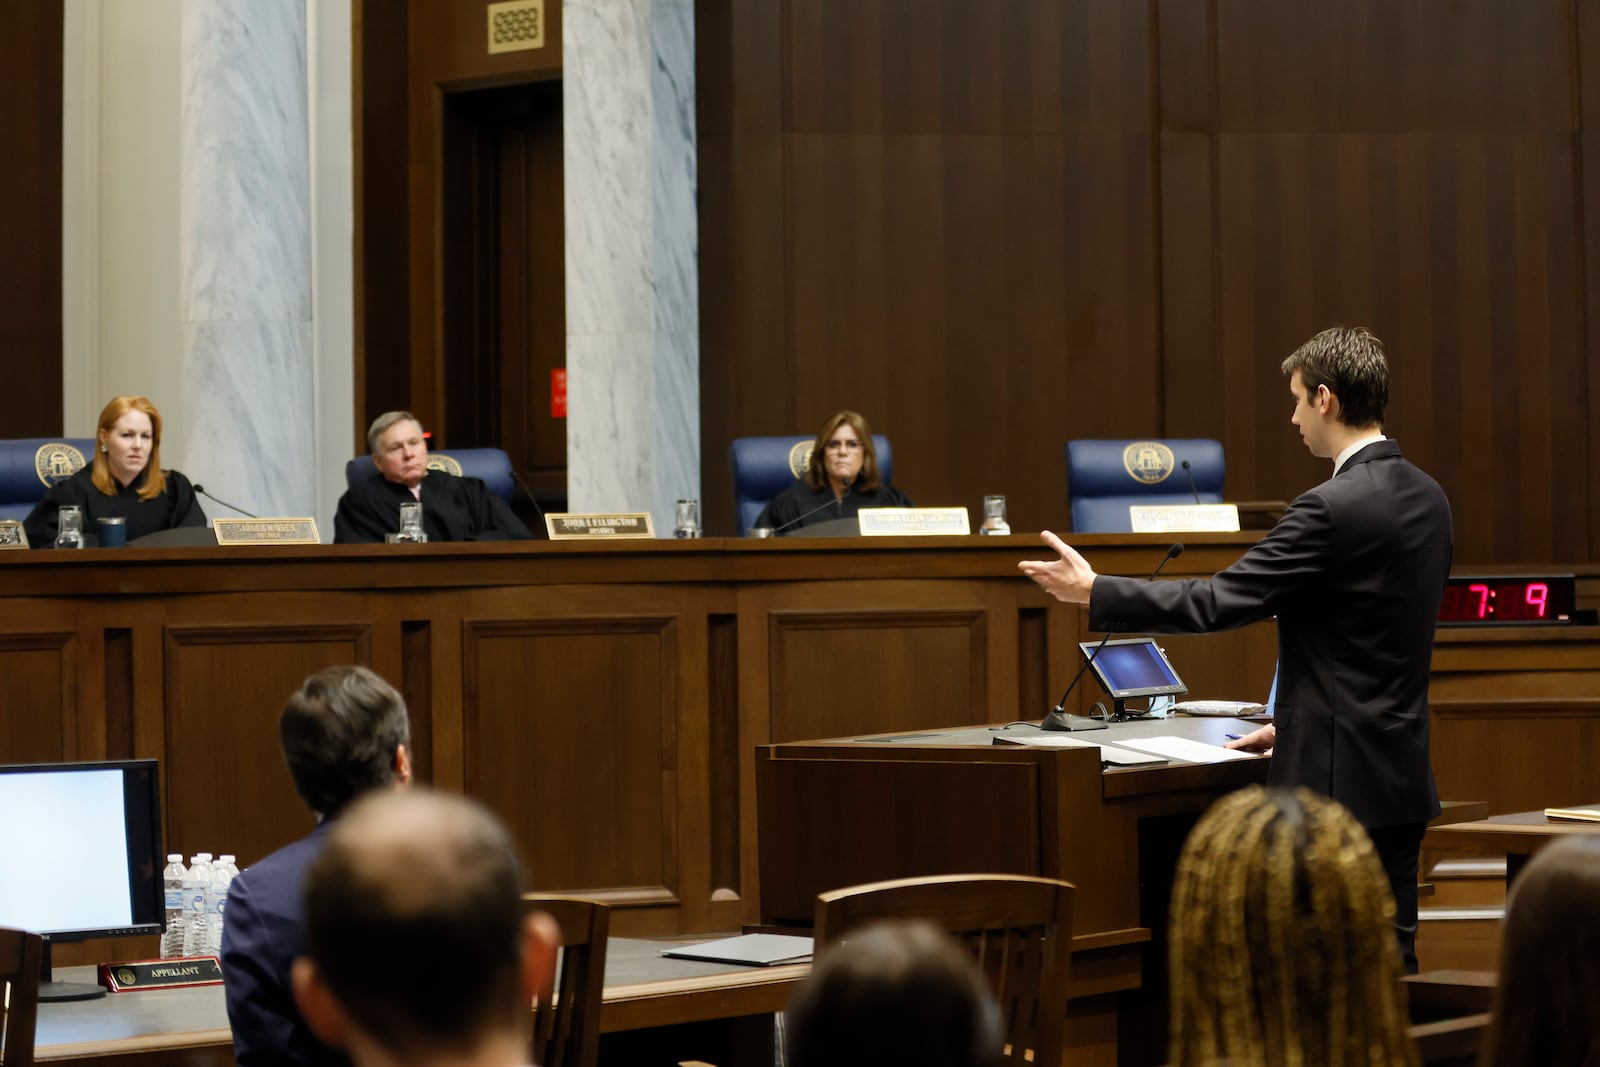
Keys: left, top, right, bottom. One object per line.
{"left": 1426, "top": 809, "right": 1600, "bottom": 882}
{"left": 37, "top": 938, "right": 810, "bottom": 1066}
{"left": 756, "top": 715, "right": 1272, "bottom": 1067}
{"left": 3, "top": 533, "right": 1598, "bottom": 951}
{"left": 0, "top": 533, "right": 1277, "bottom": 948}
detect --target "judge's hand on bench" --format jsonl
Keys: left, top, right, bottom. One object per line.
{"left": 1224, "top": 723, "right": 1275, "bottom": 756}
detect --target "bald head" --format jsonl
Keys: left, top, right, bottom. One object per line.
{"left": 295, "top": 789, "right": 539, "bottom": 1063}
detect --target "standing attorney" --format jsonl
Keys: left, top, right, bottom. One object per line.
{"left": 25, "top": 395, "right": 206, "bottom": 547}
{"left": 1020, "top": 327, "right": 1452, "bottom": 973}
{"left": 333, "top": 412, "right": 531, "bottom": 543}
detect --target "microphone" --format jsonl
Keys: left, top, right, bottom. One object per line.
{"left": 191, "top": 484, "right": 258, "bottom": 519}
{"left": 1181, "top": 460, "right": 1201, "bottom": 505}
{"left": 771, "top": 480, "right": 852, "bottom": 536}
{"left": 509, "top": 470, "right": 550, "bottom": 532}
{"left": 1040, "top": 543, "right": 1184, "bottom": 732}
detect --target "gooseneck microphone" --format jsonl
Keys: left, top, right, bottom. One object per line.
{"left": 1039, "top": 543, "right": 1185, "bottom": 732}
{"left": 1181, "top": 459, "right": 1202, "bottom": 505}
{"left": 509, "top": 469, "right": 550, "bottom": 531}
{"left": 770, "top": 480, "right": 853, "bottom": 536}
{"left": 191, "top": 484, "right": 258, "bottom": 519}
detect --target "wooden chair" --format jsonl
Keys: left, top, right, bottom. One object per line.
{"left": 524, "top": 895, "right": 609, "bottom": 1067}
{"left": 813, "top": 874, "right": 1075, "bottom": 1066}
{"left": 0, "top": 926, "right": 42, "bottom": 1067}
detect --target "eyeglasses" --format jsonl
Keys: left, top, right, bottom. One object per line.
{"left": 825, "top": 439, "right": 863, "bottom": 452}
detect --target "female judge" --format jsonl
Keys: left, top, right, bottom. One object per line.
{"left": 25, "top": 396, "right": 206, "bottom": 547}
{"left": 754, "top": 410, "right": 912, "bottom": 534}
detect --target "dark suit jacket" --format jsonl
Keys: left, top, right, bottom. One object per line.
{"left": 1090, "top": 439, "right": 1452, "bottom": 828}
{"left": 220, "top": 820, "right": 350, "bottom": 1067}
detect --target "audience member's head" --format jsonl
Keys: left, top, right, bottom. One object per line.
{"left": 277, "top": 665, "right": 413, "bottom": 820}
{"left": 1480, "top": 834, "right": 1600, "bottom": 1067}
{"left": 784, "top": 919, "right": 1001, "bottom": 1067}
{"left": 291, "top": 788, "right": 557, "bottom": 1067}
{"left": 1168, "top": 785, "right": 1417, "bottom": 1067}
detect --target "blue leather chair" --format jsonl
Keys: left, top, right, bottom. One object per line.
{"left": 728, "top": 435, "right": 893, "bottom": 536}
{"left": 1066, "top": 439, "right": 1225, "bottom": 533}
{"left": 0, "top": 438, "right": 97, "bottom": 522}
{"left": 344, "top": 448, "right": 516, "bottom": 506}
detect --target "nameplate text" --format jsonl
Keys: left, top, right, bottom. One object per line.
{"left": 545, "top": 513, "right": 656, "bottom": 539}
{"left": 1129, "top": 504, "right": 1240, "bottom": 534}
{"left": 212, "top": 518, "right": 322, "bottom": 545}
{"left": 0, "top": 520, "right": 27, "bottom": 550}
{"left": 858, "top": 507, "right": 972, "bottom": 537}
{"left": 98, "top": 955, "right": 223, "bottom": 992}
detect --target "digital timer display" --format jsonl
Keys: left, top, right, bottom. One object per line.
{"left": 1437, "top": 575, "right": 1576, "bottom": 625}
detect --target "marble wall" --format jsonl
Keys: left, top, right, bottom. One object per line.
{"left": 564, "top": 0, "right": 699, "bottom": 528}
{"left": 177, "top": 0, "right": 314, "bottom": 519}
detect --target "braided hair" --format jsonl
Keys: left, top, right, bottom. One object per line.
{"left": 1168, "top": 785, "right": 1417, "bottom": 1067}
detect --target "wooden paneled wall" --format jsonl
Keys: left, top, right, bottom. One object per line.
{"left": 697, "top": 0, "right": 1600, "bottom": 564}
{"left": 0, "top": 3, "right": 63, "bottom": 437}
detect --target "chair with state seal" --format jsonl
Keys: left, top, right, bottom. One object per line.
{"left": 0, "top": 438, "right": 97, "bottom": 523}
{"left": 1065, "top": 438, "right": 1225, "bottom": 534}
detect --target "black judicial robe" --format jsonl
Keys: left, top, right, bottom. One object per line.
{"left": 333, "top": 469, "right": 532, "bottom": 543}
{"left": 755, "top": 479, "right": 914, "bottom": 534}
{"left": 24, "top": 466, "right": 206, "bottom": 548}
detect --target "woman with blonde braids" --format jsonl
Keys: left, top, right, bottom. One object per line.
{"left": 1168, "top": 785, "right": 1417, "bottom": 1067}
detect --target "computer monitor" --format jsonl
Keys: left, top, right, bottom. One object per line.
{"left": 0, "top": 759, "right": 164, "bottom": 1001}
{"left": 1077, "top": 638, "right": 1187, "bottom": 719}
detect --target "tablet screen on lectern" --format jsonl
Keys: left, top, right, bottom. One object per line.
{"left": 1078, "top": 638, "right": 1188, "bottom": 700}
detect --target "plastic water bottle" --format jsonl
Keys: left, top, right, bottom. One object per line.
{"left": 160, "top": 854, "right": 188, "bottom": 959}
{"left": 183, "top": 853, "right": 213, "bottom": 957}
{"left": 207, "top": 855, "right": 238, "bottom": 955}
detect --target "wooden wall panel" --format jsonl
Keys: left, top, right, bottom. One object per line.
{"left": 0, "top": 3, "right": 63, "bottom": 437}
{"left": 768, "top": 608, "right": 988, "bottom": 742}
{"left": 161, "top": 624, "right": 373, "bottom": 865}
{"left": 701, "top": 0, "right": 1600, "bottom": 565}
{"left": 463, "top": 618, "right": 678, "bottom": 906}
{"left": 0, "top": 633, "right": 76, "bottom": 763}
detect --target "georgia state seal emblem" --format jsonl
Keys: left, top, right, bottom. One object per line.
{"left": 34, "top": 443, "right": 87, "bottom": 487}
{"left": 788, "top": 442, "right": 812, "bottom": 479}
{"left": 1122, "top": 442, "right": 1175, "bottom": 485}
{"left": 427, "top": 454, "right": 465, "bottom": 477}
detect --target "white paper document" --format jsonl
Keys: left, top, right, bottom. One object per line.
{"left": 991, "top": 734, "right": 1169, "bottom": 765}
{"left": 1110, "top": 735, "right": 1259, "bottom": 764}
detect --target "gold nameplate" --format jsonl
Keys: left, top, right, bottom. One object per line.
{"left": 1129, "top": 504, "right": 1240, "bottom": 534}
{"left": 858, "top": 507, "right": 972, "bottom": 537}
{"left": 211, "top": 518, "right": 321, "bottom": 545}
{"left": 487, "top": 0, "right": 544, "bottom": 53}
{"left": 0, "top": 520, "right": 28, "bottom": 550}
{"left": 98, "top": 955, "right": 223, "bottom": 992}
{"left": 545, "top": 513, "right": 656, "bottom": 539}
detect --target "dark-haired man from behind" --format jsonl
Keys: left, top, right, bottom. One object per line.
{"left": 221, "top": 666, "right": 415, "bottom": 1066}
{"left": 291, "top": 789, "right": 558, "bottom": 1067}
{"left": 1021, "top": 326, "right": 1453, "bottom": 973}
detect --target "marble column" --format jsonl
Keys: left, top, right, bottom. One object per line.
{"left": 178, "top": 0, "right": 313, "bottom": 519}
{"left": 564, "top": 0, "right": 699, "bottom": 528}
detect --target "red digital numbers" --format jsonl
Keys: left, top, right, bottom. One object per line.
{"left": 1469, "top": 583, "right": 1491, "bottom": 619}
{"left": 1526, "top": 582, "right": 1548, "bottom": 618}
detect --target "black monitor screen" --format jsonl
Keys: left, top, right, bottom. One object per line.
{"left": 1079, "top": 639, "right": 1187, "bottom": 699}
{"left": 0, "top": 760, "right": 163, "bottom": 941}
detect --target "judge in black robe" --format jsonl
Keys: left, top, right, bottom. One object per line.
{"left": 334, "top": 470, "right": 531, "bottom": 543}
{"left": 333, "top": 411, "right": 531, "bottom": 543}
{"left": 753, "top": 410, "right": 912, "bottom": 534}
{"left": 25, "top": 396, "right": 206, "bottom": 547}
